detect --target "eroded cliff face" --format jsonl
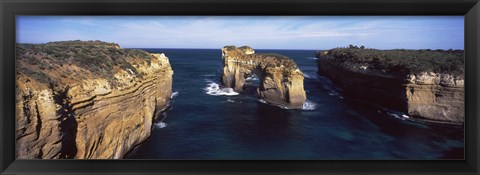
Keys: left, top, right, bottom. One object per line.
{"left": 317, "top": 51, "right": 464, "bottom": 124}
{"left": 221, "top": 46, "right": 306, "bottom": 109}
{"left": 405, "top": 73, "right": 464, "bottom": 123}
{"left": 15, "top": 41, "right": 173, "bottom": 159}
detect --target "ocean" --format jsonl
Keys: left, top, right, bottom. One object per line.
{"left": 125, "top": 49, "right": 464, "bottom": 160}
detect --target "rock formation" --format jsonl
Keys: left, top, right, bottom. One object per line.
{"left": 221, "top": 46, "right": 306, "bottom": 109}
{"left": 317, "top": 49, "right": 464, "bottom": 124}
{"left": 15, "top": 41, "right": 173, "bottom": 159}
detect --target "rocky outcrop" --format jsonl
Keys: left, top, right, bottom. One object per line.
{"left": 317, "top": 50, "right": 464, "bottom": 124}
{"left": 221, "top": 46, "right": 306, "bottom": 109}
{"left": 15, "top": 41, "right": 173, "bottom": 159}
{"left": 404, "top": 73, "right": 464, "bottom": 123}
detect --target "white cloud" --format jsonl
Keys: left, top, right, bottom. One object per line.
{"left": 16, "top": 16, "right": 464, "bottom": 49}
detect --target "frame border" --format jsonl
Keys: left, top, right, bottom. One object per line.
{"left": 1, "top": 0, "right": 479, "bottom": 174}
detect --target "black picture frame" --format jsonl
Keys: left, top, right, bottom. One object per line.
{"left": 1, "top": 0, "right": 479, "bottom": 174}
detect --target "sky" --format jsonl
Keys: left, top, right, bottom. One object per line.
{"left": 16, "top": 16, "right": 464, "bottom": 50}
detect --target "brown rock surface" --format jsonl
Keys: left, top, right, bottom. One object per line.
{"left": 317, "top": 50, "right": 464, "bottom": 124}
{"left": 15, "top": 41, "right": 173, "bottom": 159}
{"left": 221, "top": 46, "right": 306, "bottom": 109}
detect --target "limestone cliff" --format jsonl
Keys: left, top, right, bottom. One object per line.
{"left": 221, "top": 46, "right": 306, "bottom": 109}
{"left": 15, "top": 41, "right": 173, "bottom": 159}
{"left": 316, "top": 49, "right": 464, "bottom": 124}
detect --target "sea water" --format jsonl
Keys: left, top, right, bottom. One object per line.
{"left": 126, "top": 49, "right": 464, "bottom": 160}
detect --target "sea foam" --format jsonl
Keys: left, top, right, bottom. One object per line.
{"left": 204, "top": 82, "right": 239, "bottom": 96}
{"left": 380, "top": 107, "right": 410, "bottom": 120}
{"left": 302, "top": 100, "right": 317, "bottom": 110}
{"left": 171, "top": 91, "right": 179, "bottom": 98}
{"left": 258, "top": 99, "right": 267, "bottom": 104}
{"left": 304, "top": 73, "right": 316, "bottom": 79}
{"left": 245, "top": 77, "right": 259, "bottom": 81}
{"left": 317, "top": 75, "right": 344, "bottom": 99}
{"left": 155, "top": 122, "right": 167, "bottom": 129}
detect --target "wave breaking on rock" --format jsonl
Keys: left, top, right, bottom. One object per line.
{"left": 204, "top": 81, "right": 239, "bottom": 96}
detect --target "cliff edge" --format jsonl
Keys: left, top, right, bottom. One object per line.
{"left": 15, "top": 40, "right": 173, "bottom": 159}
{"left": 317, "top": 47, "right": 464, "bottom": 124}
{"left": 221, "top": 46, "right": 306, "bottom": 109}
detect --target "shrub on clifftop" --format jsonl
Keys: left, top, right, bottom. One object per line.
{"left": 319, "top": 46, "right": 464, "bottom": 77}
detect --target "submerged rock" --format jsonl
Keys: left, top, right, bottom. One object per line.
{"left": 15, "top": 41, "right": 173, "bottom": 159}
{"left": 221, "top": 46, "right": 306, "bottom": 109}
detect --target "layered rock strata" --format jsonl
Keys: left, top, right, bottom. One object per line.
{"left": 15, "top": 41, "right": 173, "bottom": 159}
{"left": 221, "top": 46, "right": 306, "bottom": 109}
{"left": 317, "top": 50, "right": 464, "bottom": 124}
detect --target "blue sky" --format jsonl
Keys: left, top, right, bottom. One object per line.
{"left": 16, "top": 16, "right": 464, "bottom": 50}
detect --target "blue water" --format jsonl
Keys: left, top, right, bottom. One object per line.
{"left": 126, "top": 49, "right": 464, "bottom": 160}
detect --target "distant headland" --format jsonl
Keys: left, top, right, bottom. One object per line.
{"left": 317, "top": 45, "right": 464, "bottom": 124}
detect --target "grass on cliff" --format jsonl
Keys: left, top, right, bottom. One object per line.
{"left": 16, "top": 40, "right": 154, "bottom": 85}
{"left": 222, "top": 46, "right": 300, "bottom": 70}
{"left": 320, "top": 46, "right": 464, "bottom": 77}
{"left": 257, "top": 53, "right": 299, "bottom": 70}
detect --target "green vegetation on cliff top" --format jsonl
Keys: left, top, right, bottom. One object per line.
{"left": 257, "top": 53, "right": 298, "bottom": 68}
{"left": 16, "top": 40, "right": 155, "bottom": 84}
{"left": 223, "top": 45, "right": 299, "bottom": 71}
{"left": 319, "top": 45, "right": 464, "bottom": 77}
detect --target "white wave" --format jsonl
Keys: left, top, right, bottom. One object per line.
{"left": 227, "top": 99, "right": 235, "bottom": 103}
{"left": 327, "top": 91, "right": 343, "bottom": 99}
{"left": 304, "top": 73, "right": 312, "bottom": 79}
{"left": 317, "top": 75, "right": 343, "bottom": 99}
{"left": 246, "top": 74, "right": 260, "bottom": 81}
{"left": 304, "top": 73, "right": 316, "bottom": 79}
{"left": 155, "top": 122, "right": 167, "bottom": 128}
{"left": 381, "top": 107, "right": 410, "bottom": 120}
{"left": 170, "top": 91, "right": 179, "bottom": 98}
{"left": 306, "top": 57, "right": 318, "bottom": 60}
{"left": 302, "top": 100, "right": 317, "bottom": 110}
{"left": 389, "top": 113, "right": 408, "bottom": 120}
{"left": 258, "top": 98, "right": 315, "bottom": 110}
{"left": 201, "top": 74, "right": 216, "bottom": 77}
{"left": 204, "top": 82, "right": 239, "bottom": 96}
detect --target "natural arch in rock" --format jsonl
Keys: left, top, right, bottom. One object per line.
{"left": 221, "top": 46, "right": 306, "bottom": 109}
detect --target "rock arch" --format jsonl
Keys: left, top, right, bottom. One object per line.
{"left": 221, "top": 46, "right": 306, "bottom": 109}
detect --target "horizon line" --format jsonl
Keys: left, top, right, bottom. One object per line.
{"left": 126, "top": 47, "right": 465, "bottom": 51}
{"left": 127, "top": 47, "right": 323, "bottom": 51}
{"left": 16, "top": 42, "right": 464, "bottom": 51}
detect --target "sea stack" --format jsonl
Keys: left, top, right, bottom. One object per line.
{"left": 15, "top": 41, "right": 173, "bottom": 159}
{"left": 316, "top": 47, "right": 464, "bottom": 124}
{"left": 221, "top": 45, "right": 306, "bottom": 109}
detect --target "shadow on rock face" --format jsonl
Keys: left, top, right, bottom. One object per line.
{"left": 221, "top": 45, "right": 307, "bottom": 109}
